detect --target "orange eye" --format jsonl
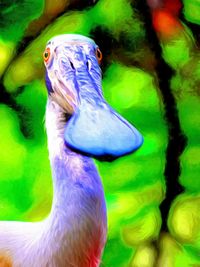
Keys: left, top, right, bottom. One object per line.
{"left": 95, "top": 48, "right": 102, "bottom": 64}
{"left": 43, "top": 47, "right": 51, "bottom": 62}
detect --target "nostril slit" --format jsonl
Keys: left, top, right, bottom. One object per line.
{"left": 70, "top": 61, "right": 75, "bottom": 70}
{"left": 86, "top": 61, "right": 90, "bottom": 70}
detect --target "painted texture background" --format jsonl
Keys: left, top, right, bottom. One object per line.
{"left": 0, "top": 0, "right": 200, "bottom": 266}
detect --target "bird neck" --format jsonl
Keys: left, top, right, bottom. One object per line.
{"left": 45, "top": 99, "right": 102, "bottom": 211}
{"left": 44, "top": 99, "right": 107, "bottom": 266}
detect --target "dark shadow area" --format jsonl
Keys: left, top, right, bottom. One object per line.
{"left": 69, "top": 0, "right": 99, "bottom": 10}
{"left": 133, "top": 0, "right": 187, "bottom": 231}
{"left": 0, "top": 82, "right": 34, "bottom": 139}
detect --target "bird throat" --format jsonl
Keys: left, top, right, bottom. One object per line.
{"left": 44, "top": 99, "right": 107, "bottom": 266}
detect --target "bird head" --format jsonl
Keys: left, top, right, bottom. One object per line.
{"left": 43, "top": 34, "right": 102, "bottom": 114}
{"left": 43, "top": 34, "right": 143, "bottom": 159}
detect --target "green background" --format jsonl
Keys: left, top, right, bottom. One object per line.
{"left": 1, "top": 0, "right": 200, "bottom": 266}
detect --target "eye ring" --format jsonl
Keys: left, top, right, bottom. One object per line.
{"left": 95, "top": 48, "right": 102, "bottom": 64}
{"left": 43, "top": 47, "right": 51, "bottom": 63}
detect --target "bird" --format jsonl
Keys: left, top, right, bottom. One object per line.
{"left": 0, "top": 34, "right": 143, "bottom": 267}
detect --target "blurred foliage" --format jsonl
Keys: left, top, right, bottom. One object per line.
{"left": 0, "top": 0, "right": 200, "bottom": 266}
{"left": 0, "top": 0, "right": 44, "bottom": 42}
{"left": 183, "top": 0, "right": 200, "bottom": 25}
